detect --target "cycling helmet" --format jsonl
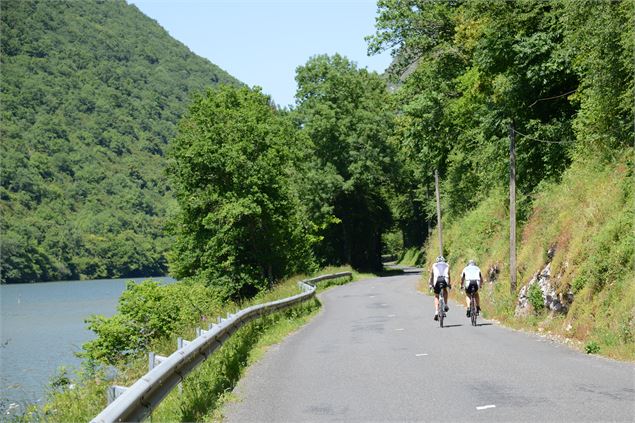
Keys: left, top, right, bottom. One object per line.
{"left": 435, "top": 256, "right": 446, "bottom": 263}
{"left": 468, "top": 259, "right": 476, "bottom": 266}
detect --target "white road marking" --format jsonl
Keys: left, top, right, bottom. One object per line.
{"left": 381, "top": 303, "right": 388, "bottom": 306}
{"left": 476, "top": 405, "right": 496, "bottom": 410}
{"left": 415, "top": 353, "right": 428, "bottom": 356}
{"left": 388, "top": 314, "right": 396, "bottom": 317}
{"left": 369, "top": 295, "right": 376, "bottom": 298}
{"left": 395, "top": 328, "right": 405, "bottom": 331}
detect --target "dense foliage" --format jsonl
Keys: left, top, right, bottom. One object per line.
{"left": 0, "top": 0, "right": 239, "bottom": 283}
{"left": 81, "top": 279, "right": 222, "bottom": 365}
{"left": 168, "top": 86, "right": 317, "bottom": 299}
{"left": 367, "top": 0, "right": 632, "bottom": 224}
{"left": 294, "top": 54, "right": 395, "bottom": 272}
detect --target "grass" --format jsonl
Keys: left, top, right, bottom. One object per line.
{"left": 419, "top": 153, "right": 634, "bottom": 360}
{"left": 398, "top": 247, "right": 425, "bottom": 266}
{"left": 150, "top": 299, "right": 322, "bottom": 422}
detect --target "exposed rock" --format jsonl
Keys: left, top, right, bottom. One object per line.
{"left": 515, "top": 260, "right": 573, "bottom": 317}
{"left": 488, "top": 263, "right": 500, "bottom": 282}
{"left": 547, "top": 244, "right": 556, "bottom": 262}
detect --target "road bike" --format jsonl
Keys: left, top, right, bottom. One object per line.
{"left": 436, "top": 280, "right": 450, "bottom": 328}
{"left": 469, "top": 291, "right": 478, "bottom": 326}
{"left": 438, "top": 288, "right": 447, "bottom": 328}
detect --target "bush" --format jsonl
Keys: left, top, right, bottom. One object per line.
{"left": 527, "top": 283, "right": 545, "bottom": 314}
{"left": 585, "top": 341, "right": 601, "bottom": 354}
{"left": 381, "top": 230, "right": 403, "bottom": 257}
{"left": 81, "top": 280, "right": 222, "bottom": 365}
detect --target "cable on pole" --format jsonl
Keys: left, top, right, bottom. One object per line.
{"left": 512, "top": 128, "right": 575, "bottom": 145}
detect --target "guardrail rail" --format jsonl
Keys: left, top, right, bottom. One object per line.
{"left": 91, "top": 271, "right": 352, "bottom": 423}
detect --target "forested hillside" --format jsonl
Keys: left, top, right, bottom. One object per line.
{"left": 0, "top": 0, "right": 240, "bottom": 283}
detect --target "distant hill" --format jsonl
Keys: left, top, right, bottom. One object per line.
{"left": 0, "top": 0, "right": 241, "bottom": 283}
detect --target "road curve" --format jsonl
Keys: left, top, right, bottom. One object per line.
{"left": 224, "top": 269, "right": 635, "bottom": 422}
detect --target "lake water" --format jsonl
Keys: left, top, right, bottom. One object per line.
{"left": 0, "top": 276, "right": 175, "bottom": 414}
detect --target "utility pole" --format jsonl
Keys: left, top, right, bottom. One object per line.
{"left": 509, "top": 122, "right": 517, "bottom": 294}
{"left": 434, "top": 168, "right": 443, "bottom": 257}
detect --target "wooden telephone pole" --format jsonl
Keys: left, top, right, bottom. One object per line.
{"left": 509, "top": 123, "right": 517, "bottom": 294}
{"left": 434, "top": 169, "right": 443, "bottom": 257}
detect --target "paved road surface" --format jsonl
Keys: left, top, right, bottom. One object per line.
{"left": 224, "top": 269, "right": 635, "bottom": 422}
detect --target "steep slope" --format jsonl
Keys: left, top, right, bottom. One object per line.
{"left": 421, "top": 154, "right": 634, "bottom": 360}
{"left": 0, "top": 0, "right": 241, "bottom": 283}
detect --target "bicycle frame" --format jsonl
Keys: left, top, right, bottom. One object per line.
{"left": 438, "top": 292, "right": 446, "bottom": 328}
{"left": 470, "top": 292, "right": 477, "bottom": 326}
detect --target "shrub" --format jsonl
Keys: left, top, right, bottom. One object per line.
{"left": 81, "top": 280, "right": 222, "bottom": 365}
{"left": 585, "top": 341, "right": 600, "bottom": 354}
{"left": 527, "top": 283, "right": 545, "bottom": 314}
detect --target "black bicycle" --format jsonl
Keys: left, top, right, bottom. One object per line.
{"left": 469, "top": 291, "right": 478, "bottom": 326}
{"left": 438, "top": 289, "right": 447, "bottom": 328}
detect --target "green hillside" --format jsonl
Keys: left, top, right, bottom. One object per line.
{"left": 0, "top": 0, "right": 240, "bottom": 283}
{"left": 368, "top": 0, "right": 634, "bottom": 358}
{"left": 421, "top": 154, "right": 634, "bottom": 359}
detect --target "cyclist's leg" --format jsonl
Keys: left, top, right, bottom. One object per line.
{"left": 433, "top": 280, "right": 441, "bottom": 315}
{"left": 475, "top": 290, "right": 481, "bottom": 312}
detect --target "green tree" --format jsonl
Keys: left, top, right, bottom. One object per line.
{"left": 294, "top": 54, "right": 395, "bottom": 272}
{"left": 168, "top": 86, "right": 315, "bottom": 299}
{"left": 367, "top": 0, "right": 578, "bottom": 222}
{"left": 561, "top": 0, "right": 634, "bottom": 155}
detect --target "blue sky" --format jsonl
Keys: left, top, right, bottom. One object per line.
{"left": 130, "top": 0, "right": 392, "bottom": 108}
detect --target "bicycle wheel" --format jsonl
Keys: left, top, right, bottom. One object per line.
{"left": 439, "top": 298, "right": 445, "bottom": 328}
{"left": 471, "top": 297, "right": 477, "bottom": 326}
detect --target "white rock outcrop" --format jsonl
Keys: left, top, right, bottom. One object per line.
{"left": 515, "top": 262, "right": 573, "bottom": 317}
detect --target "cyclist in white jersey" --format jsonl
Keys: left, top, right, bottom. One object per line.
{"left": 460, "top": 259, "right": 483, "bottom": 317}
{"left": 428, "top": 256, "right": 451, "bottom": 321}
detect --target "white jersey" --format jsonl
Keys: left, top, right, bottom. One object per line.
{"left": 461, "top": 264, "right": 482, "bottom": 286}
{"left": 432, "top": 262, "right": 450, "bottom": 280}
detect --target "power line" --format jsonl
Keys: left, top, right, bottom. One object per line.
{"left": 529, "top": 89, "right": 578, "bottom": 108}
{"left": 512, "top": 128, "right": 575, "bottom": 145}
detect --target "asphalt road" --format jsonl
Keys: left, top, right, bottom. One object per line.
{"left": 224, "top": 269, "right": 635, "bottom": 422}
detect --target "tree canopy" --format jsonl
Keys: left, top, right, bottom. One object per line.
{"left": 168, "top": 86, "right": 315, "bottom": 299}
{"left": 366, "top": 0, "right": 633, "bottom": 228}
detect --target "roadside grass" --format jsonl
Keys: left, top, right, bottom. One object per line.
{"left": 23, "top": 268, "right": 354, "bottom": 422}
{"left": 152, "top": 268, "right": 356, "bottom": 422}
{"left": 418, "top": 154, "right": 634, "bottom": 360}
{"left": 150, "top": 299, "right": 322, "bottom": 422}
{"left": 398, "top": 247, "right": 424, "bottom": 266}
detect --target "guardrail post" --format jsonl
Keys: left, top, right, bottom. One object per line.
{"left": 177, "top": 337, "right": 191, "bottom": 350}
{"left": 107, "top": 385, "right": 128, "bottom": 404}
{"left": 149, "top": 352, "right": 167, "bottom": 371}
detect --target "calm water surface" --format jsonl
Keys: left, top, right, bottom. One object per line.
{"left": 0, "top": 276, "right": 175, "bottom": 413}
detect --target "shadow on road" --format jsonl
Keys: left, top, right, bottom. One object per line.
{"left": 475, "top": 323, "right": 493, "bottom": 327}
{"left": 379, "top": 268, "right": 406, "bottom": 277}
{"left": 379, "top": 266, "right": 422, "bottom": 277}
{"left": 439, "top": 324, "right": 462, "bottom": 328}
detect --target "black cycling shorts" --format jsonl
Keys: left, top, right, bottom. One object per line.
{"left": 433, "top": 276, "right": 448, "bottom": 294}
{"left": 465, "top": 280, "right": 479, "bottom": 294}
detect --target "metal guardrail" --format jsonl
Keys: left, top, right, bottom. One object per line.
{"left": 91, "top": 272, "right": 352, "bottom": 423}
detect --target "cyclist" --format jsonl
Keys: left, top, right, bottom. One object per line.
{"left": 428, "top": 256, "right": 451, "bottom": 321}
{"left": 460, "top": 259, "right": 483, "bottom": 317}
